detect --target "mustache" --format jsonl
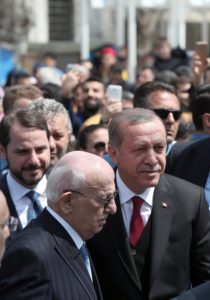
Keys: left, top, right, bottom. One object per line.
{"left": 23, "top": 165, "right": 42, "bottom": 171}
{"left": 140, "top": 164, "right": 162, "bottom": 172}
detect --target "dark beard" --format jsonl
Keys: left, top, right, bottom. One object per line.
{"left": 84, "top": 99, "right": 101, "bottom": 116}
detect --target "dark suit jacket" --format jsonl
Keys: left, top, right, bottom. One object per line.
{"left": 0, "top": 209, "right": 103, "bottom": 300}
{"left": 87, "top": 174, "right": 210, "bottom": 300}
{"left": 165, "top": 138, "right": 210, "bottom": 187}
{"left": 171, "top": 281, "right": 210, "bottom": 300}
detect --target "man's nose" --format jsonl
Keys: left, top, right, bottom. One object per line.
{"left": 105, "top": 197, "right": 117, "bottom": 215}
{"left": 165, "top": 112, "right": 176, "bottom": 123}
{"left": 29, "top": 151, "right": 40, "bottom": 164}
{"left": 49, "top": 136, "right": 56, "bottom": 153}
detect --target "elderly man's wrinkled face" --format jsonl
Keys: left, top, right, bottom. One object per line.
{"left": 68, "top": 171, "right": 116, "bottom": 241}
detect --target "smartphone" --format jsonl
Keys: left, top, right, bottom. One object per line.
{"left": 66, "top": 63, "right": 87, "bottom": 74}
{"left": 106, "top": 85, "right": 122, "bottom": 102}
{"left": 66, "top": 64, "right": 76, "bottom": 73}
{"left": 195, "top": 41, "right": 209, "bottom": 64}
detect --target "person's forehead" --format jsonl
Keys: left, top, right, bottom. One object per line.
{"left": 148, "top": 90, "right": 180, "bottom": 108}
{"left": 85, "top": 174, "right": 115, "bottom": 191}
{"left": 9, "top": 123, "right": 48, "bottom": 144}
{"left": 84, "top": 81, "right": 104, "bottom": 90}
{"left": 121, "top": 118, "right": 166, "bottom": 136}
{"left": 90, "top": 128, "right": 108, "bottom": 137}
{"left": 48, "top": 114, "right": 68, "bottom": 126}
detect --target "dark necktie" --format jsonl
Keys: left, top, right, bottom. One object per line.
{"left": 27, "top": 191, "right": 43, "bottom": 222}
{"left": 129, "top": 196, "right": 144, "bottom": 246}
{"left": 80, "top": 243, "right": 92, "bottom": 280}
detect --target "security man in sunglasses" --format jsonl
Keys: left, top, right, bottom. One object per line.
{"left": 134, "top": 81, "right": 181, "bottom": 155}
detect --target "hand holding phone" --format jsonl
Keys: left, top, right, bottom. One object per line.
{"left": 195, "top": 41, "right": 209, "bottom": 65}
{"left": 106, "top": 85, "right": 122, "bottom": 102}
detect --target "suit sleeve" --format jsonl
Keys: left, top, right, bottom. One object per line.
{"left": 190, "top": 188, "right": 210, "bottom": 286}
{"left": 0, "top": 246, "right": 53, "bottom": 300}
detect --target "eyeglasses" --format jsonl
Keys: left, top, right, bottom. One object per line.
{"left": 152, "top": 109, "right": 181, "bottom": 121}
{"left": 70, "top": 190, "right": 118, "bottom": 208}
{"left": 0, "top": 216, "right": 18, "bottom": 232}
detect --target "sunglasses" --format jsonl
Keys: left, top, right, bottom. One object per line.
{"left": 94, "top": 142, "right": 106, "bottom": 150}
{"left": 152, "top": 109, "right": 181, "bottom": 121}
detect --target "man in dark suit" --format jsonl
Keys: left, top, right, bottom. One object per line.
{"left": 0, "top": 151, "right": 117, "bottom": 299}
{"left": 166, "top": 137, "right": 210, "bottom": 190}
{"left": 87, "top": 108, "right": 210, "bottom": 300}
{"left": 167, "top": 138, "right": 210, "bottom": 208}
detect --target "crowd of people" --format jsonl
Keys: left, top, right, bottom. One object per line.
{"left": 0, "top": 37, "right": 210, "bottom": 299}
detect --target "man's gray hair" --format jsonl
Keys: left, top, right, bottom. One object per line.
{"left": 109, "top": 108, "right": 158, "bottom": 148}
{"left": 46, "top": 163, "right": 86, "bottom": 203}
{"left": 29, "top": 98, "right": 72, "bottom": 133}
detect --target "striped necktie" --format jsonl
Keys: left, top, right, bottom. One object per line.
{"left": 80, "top": 243, "right": 93, "bottom": 280}
{"left": 27, "top": 191, "right": 43, "bottom": 222}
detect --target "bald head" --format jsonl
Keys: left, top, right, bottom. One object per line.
{"left": 46, "top": 151, "right": 116, "bottom": 240}
{"left": 0, "top": 191, "right": 10, "bottom": 266}
{"left": 46, "top": 151, "right": 115, "bottom": 203}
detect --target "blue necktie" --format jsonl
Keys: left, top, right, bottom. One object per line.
{"left": 27, "top": 191, "right": 43, "bottom": 222}
{"left": 80, "top": 243, "right": 92, "bottom": 280}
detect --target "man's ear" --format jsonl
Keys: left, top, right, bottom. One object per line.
{"left": 0, "top": 144, "right": 7, "bottom": 160}
{"left": 202, "top": 113, "right": 210, "bottom": 130}
{"left": 59, "top": 191, "right": 73, "bottom": 215}
{"left": 108, "top": 144, "right": 119, "bottom": 164}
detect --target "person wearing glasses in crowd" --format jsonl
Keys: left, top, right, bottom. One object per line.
{"left": 0, "top": 190, "right": 18, "bottom": 266}
{"left": 77, "top": 124, "right": 108, "bottom": 157}
{"left": 134, "top": 81, "right": 181, "bottom": 155}
{"left": 0, "top": 151, "right": 116, "bottom": 299}
{"left": 87, "top": 108, "right": 210, "bottom": 300}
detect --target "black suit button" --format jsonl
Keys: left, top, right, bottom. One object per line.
{"left": 131, "top": 249, "right": 136, "bottom": 255}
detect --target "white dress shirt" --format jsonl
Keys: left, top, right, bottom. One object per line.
{"left": 204, "top": 172, "right": 210, "bottom": 209}
{"left": 116, "top": 170, "right": 154, "bottom": 236}
{"left": 46, "top": 206, "right": 92, "bottom": 280}
{"left": 46, "top": 206, "right": 84, "bottom": 249}
{"left": 7, "top": 172, "right": 47, "bottom": 228}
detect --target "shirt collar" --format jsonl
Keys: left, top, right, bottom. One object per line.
{"left": 116, "top": 169, "right": 154, "bottom": 207}
{"left": 7, "top": 171, "right": 47, "bottom": 202}
{"left": 46, "top": 206, "right": 83, "bottom": 249}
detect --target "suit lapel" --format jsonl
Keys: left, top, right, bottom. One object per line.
{"left": 189, "top": 142, "right": 210, "bottom": 185}
{"left": 149, "top": 175, "right": 173, "bottom": 286}
{"left": 39, "top": 209, "right": 99, "bottom": 300}
{"left": 54, "top": 237, "right": 98, "bottom": 300}
{"left": 89, "top": 255, "right": 103, "bottom": 300}
{"left": 106, "top": 195, "right": 142, "bottom": 290}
